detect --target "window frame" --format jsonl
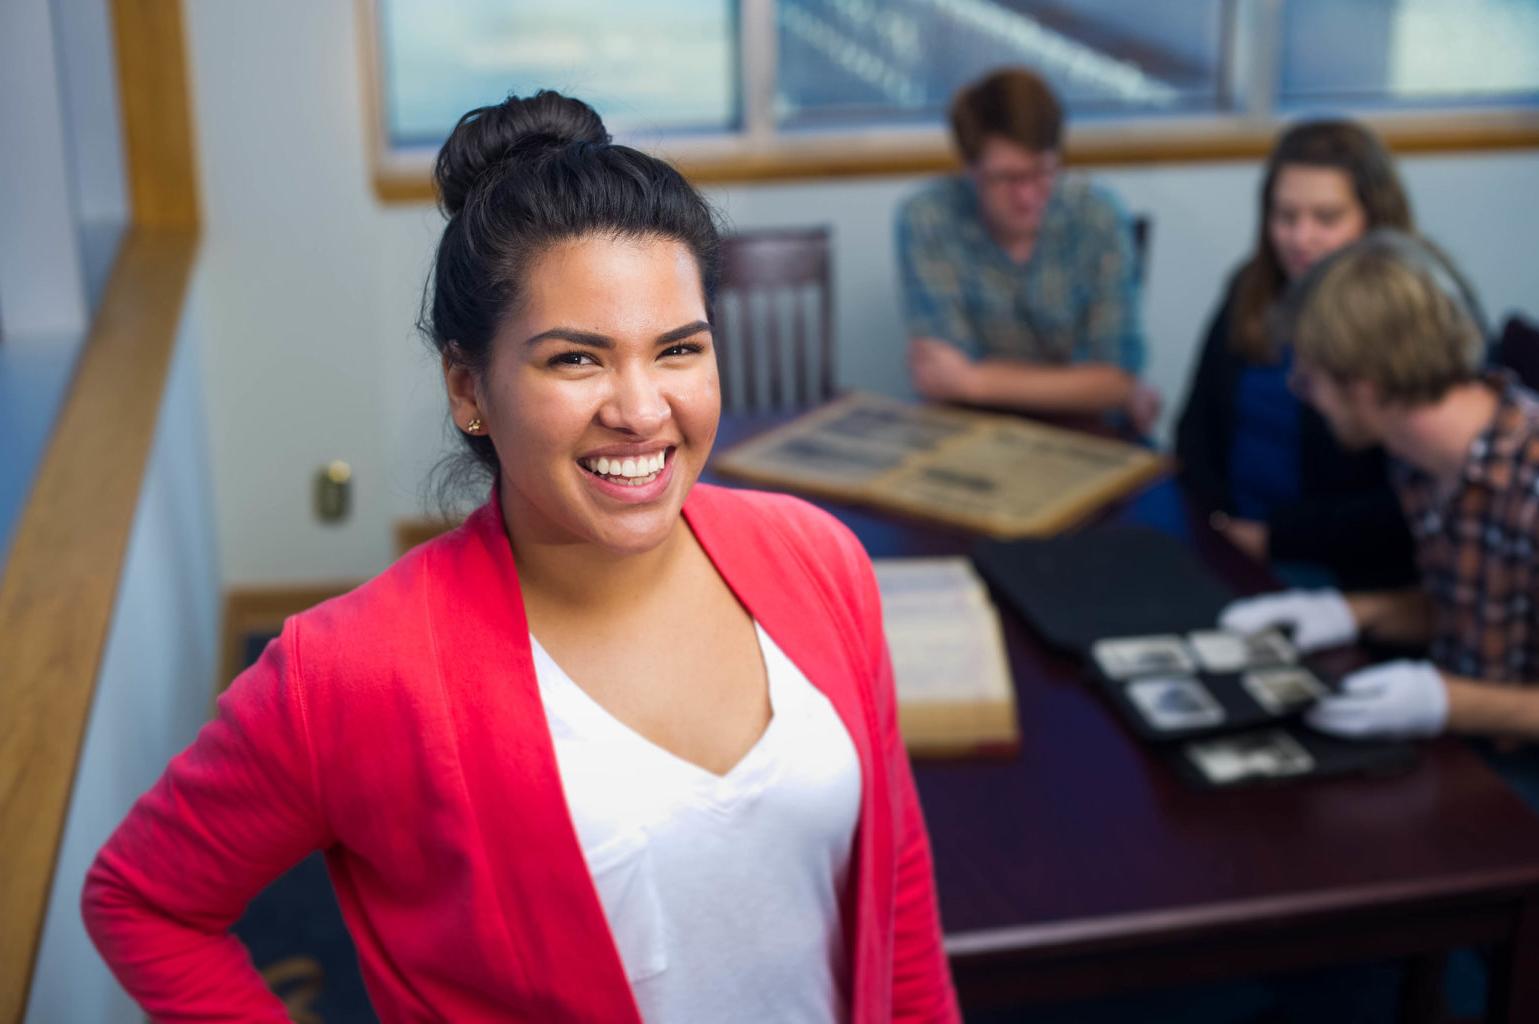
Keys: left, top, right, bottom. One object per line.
{"left": 359, "top": 0, "right": 1539, "bottom": 200}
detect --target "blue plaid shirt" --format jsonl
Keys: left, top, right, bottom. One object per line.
{"left": 895, "top": 175, "right": 1144, "bottom": 373}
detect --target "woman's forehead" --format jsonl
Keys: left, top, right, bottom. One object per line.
{"left": 509, "top": 237, "right": 707, "bottom": 335}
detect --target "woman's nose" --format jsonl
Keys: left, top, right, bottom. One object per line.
{"left": 598, "top": 364, "right": 670, "bottom": 435}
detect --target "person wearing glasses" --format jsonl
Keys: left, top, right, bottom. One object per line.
{"left": 896, "top": 67, "right": 1157, "bottom": 432}
{"left": 1224, "top": 231, "right": 1539, "bottom": 749}
{"left": 1175, "top": 120, "right": 1421, "bottom": 589}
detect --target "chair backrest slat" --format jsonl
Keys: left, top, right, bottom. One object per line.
{"left": 715, "top": 227, "right": 834, "bottom": 413}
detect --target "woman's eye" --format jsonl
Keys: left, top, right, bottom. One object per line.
{"left": 548, "top": 351, "right": 597, "bottom": 367}
{"left": 662, "top": 343, "right": 704, "bottom": 358}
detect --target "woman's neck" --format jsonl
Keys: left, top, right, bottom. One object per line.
{"left": 505, "top": 511, "right": 693, "bottom": 618}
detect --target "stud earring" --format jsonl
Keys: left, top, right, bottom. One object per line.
{"left": 466, "top": 417, "right": 484, "bottom": 435}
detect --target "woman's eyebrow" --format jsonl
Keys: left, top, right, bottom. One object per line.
{"left": 524, "top": 327, "right": 613, "bottom": 349}
{"left": 656, "top": 320, "right": 711, "bottom": 345}
{"left": 524, "top": 320, "right": 709, "bottom": 349}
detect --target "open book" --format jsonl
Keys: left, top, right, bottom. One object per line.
{"left": 715, "top": 393, "right": 1166, "bottom": 537}
{"left": 873, "top": 557, "right": 1019, "bottom": 757}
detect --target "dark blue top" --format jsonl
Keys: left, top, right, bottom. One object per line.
{"left": 1227, "top": 347, "right": 1301, "bottom": 520}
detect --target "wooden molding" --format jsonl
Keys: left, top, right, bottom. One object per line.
{"left": 0, "top": 229, "right": 198, "bottom": 1022}
{"left": 395, "top": 516, "right": 459, "bottom": 557}
{"left": 219, "top": 583, "right": 358, "bottom": 698}
{"left": 111, "top": 0, "right": 200, "bottom": 228}
{"left": 372, "top": 113, "right": 1539, "bottom": 200}
{"left": 216, "top": 519, "right": 465, "bottom": 695}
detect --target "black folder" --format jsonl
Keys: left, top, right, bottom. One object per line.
{"left": 972, "top": 524, "right": 1417, "bottom": 788}
{"left": 972, "top": 524, "right": 1235, "bottom": 655}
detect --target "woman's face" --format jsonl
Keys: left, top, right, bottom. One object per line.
{"left": 1267, "top": 164, "right": 1370, "bottom": 280}
{"left": 452, "top": 234, "right": 719, "bottom": 556}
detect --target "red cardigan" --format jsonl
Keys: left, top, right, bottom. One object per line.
{"left": 83, "top": 484, "right": 960, "bottom": 1023}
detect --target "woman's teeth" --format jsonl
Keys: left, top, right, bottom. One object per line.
{"left": 580, "top": 451, "right": 667, "bottom": 485}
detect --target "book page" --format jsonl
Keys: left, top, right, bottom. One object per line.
{"left": 872, "top": 557, "right": 1015, "bottom": 715}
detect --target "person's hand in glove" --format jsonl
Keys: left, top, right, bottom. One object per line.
{"left": 1305, "top": 660, "right": 1449, "bottom": 740}
{"left": 1218, "top": 589, "right": 1357, "bottom": 653}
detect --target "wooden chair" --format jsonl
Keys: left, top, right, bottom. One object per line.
{"left": 1130, "top": 214, "right": 1152, "bottom": 287}
{"left": 714, "top": 227, "right": 835, "bottom": 412}
{"left": 1496, "top": 313, "right": 1539, "bottom": 391}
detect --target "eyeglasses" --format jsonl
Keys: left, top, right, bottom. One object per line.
{"left": 974, "top": 157, "right": 1059, "bottom": 191}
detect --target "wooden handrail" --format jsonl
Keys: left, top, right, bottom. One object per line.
{"left": 0, "top": 1, "right": 199, "bottom": 1019}
{"left": 0, "top": 227, "right": 198, "bottom": 1024}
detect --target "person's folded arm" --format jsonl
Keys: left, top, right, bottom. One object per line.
{"left": 908, "top": 335, "right": 1136, "bottom": 415}
{"left": 960, "top": 356, "right": 1138, "bottom": 414}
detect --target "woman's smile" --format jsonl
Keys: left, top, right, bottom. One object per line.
{"left": 458, "top": 234, "right": 721, "bottom": 555}
{"left": 577, "top": 446, "right": 676, "bottom": 501}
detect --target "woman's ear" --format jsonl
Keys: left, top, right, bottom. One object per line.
{"left": 442, "top": 350, "right": 482, "bottom": 430}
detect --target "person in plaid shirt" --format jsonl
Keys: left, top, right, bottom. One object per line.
{"left": 895, "top": 67, "right": 1158, "bottom": 432}
{"left": 1220, "top": 230, "right": 1539, "bottom": 742}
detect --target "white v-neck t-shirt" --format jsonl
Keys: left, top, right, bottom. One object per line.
{"left": 530, "top": 623, "right": 862, "bottom": 1024}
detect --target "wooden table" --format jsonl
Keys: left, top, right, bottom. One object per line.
{"left": 709, "top": 413, "right": 1539, "bottom": 1022}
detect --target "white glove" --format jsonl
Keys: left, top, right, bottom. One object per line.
{"left": 1305, "top": 660, "right": 1449, "bottom": 740}
{"left": 1218, "top": 588, "right": 1357, "bottom": 653}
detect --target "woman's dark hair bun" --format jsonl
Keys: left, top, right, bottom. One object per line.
{"left": 434, "top": 90, "right": 611, "bottom": 216}
{"left": 422, "top": 88, "right": 720, "bottom": 501}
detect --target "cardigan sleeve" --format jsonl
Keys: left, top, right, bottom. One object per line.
{"left": 82, "top": 619, "right": 329, "bottom": 1022}
{"left": 1266, "top": 476, "right": 1419, "bottom": 588}
{"left": 842, "top": 531, "right": 962, "bottom": 1023}
{"left": 1174, "top": 286, "right": 1239, "bottom": 511}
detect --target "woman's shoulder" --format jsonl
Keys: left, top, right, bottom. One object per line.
{"left": 267, "top": 520, "right": 477, "bottom": 689}
{"left": 1194, "top": 263, "right": 1252, "bottom": 351}
{"left": 689, "top": 483, "right": 860, "bottom": 552}
{"left": 687, "top": 484, "right": 876, "bottom": 603}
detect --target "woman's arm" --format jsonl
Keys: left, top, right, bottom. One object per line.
{"left": 847, "top": 544, "right": 961, "bottom": 1023}
{"left": 82, "top": 621, "right": 329, "bottom": 1022}
{"left": 881, "top": 672, "right": 962, "bottom": 1024}
{"left": 1174, "top": 293, "right": 1238, "bottom": 509}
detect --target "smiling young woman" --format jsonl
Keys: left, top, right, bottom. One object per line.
{"left": 81, "top": 91, "right": 959, "bottom": 1023}
{"left": 1173, "top": 119, "right": 1427, "bottom": 591}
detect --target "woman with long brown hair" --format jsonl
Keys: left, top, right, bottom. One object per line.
{"left": 1175, "top": 119, "right": 1420, "bottom": 588}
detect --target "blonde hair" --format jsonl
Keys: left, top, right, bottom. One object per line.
{"left": 1282, "top": 230, "right": 1484, "bottom": 404}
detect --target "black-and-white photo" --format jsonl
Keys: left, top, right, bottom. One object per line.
{"left": 1126, "top": 677, "right": 1225, "bottom": 731}
{"left": 1092, "top": 635, "right": 1197, "bottom": 679}
{"left": 1242, "top": 667, "right": 1326, "bottom": 715}
{"left": 1186, "top": 730, "right": 1315, "bottom": 785}
{"left": 1188, "top": 629, "right": 1296, "bottom": 674}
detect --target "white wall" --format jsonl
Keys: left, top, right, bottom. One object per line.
{"left": 25, "top": 281, "right": 221, "bottom": 1023}
{"left": 0, "top": 0, "right": 86, "bottom": 337}
{"left": 183, "top": 0, "right": 1539, "bottom": 586}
